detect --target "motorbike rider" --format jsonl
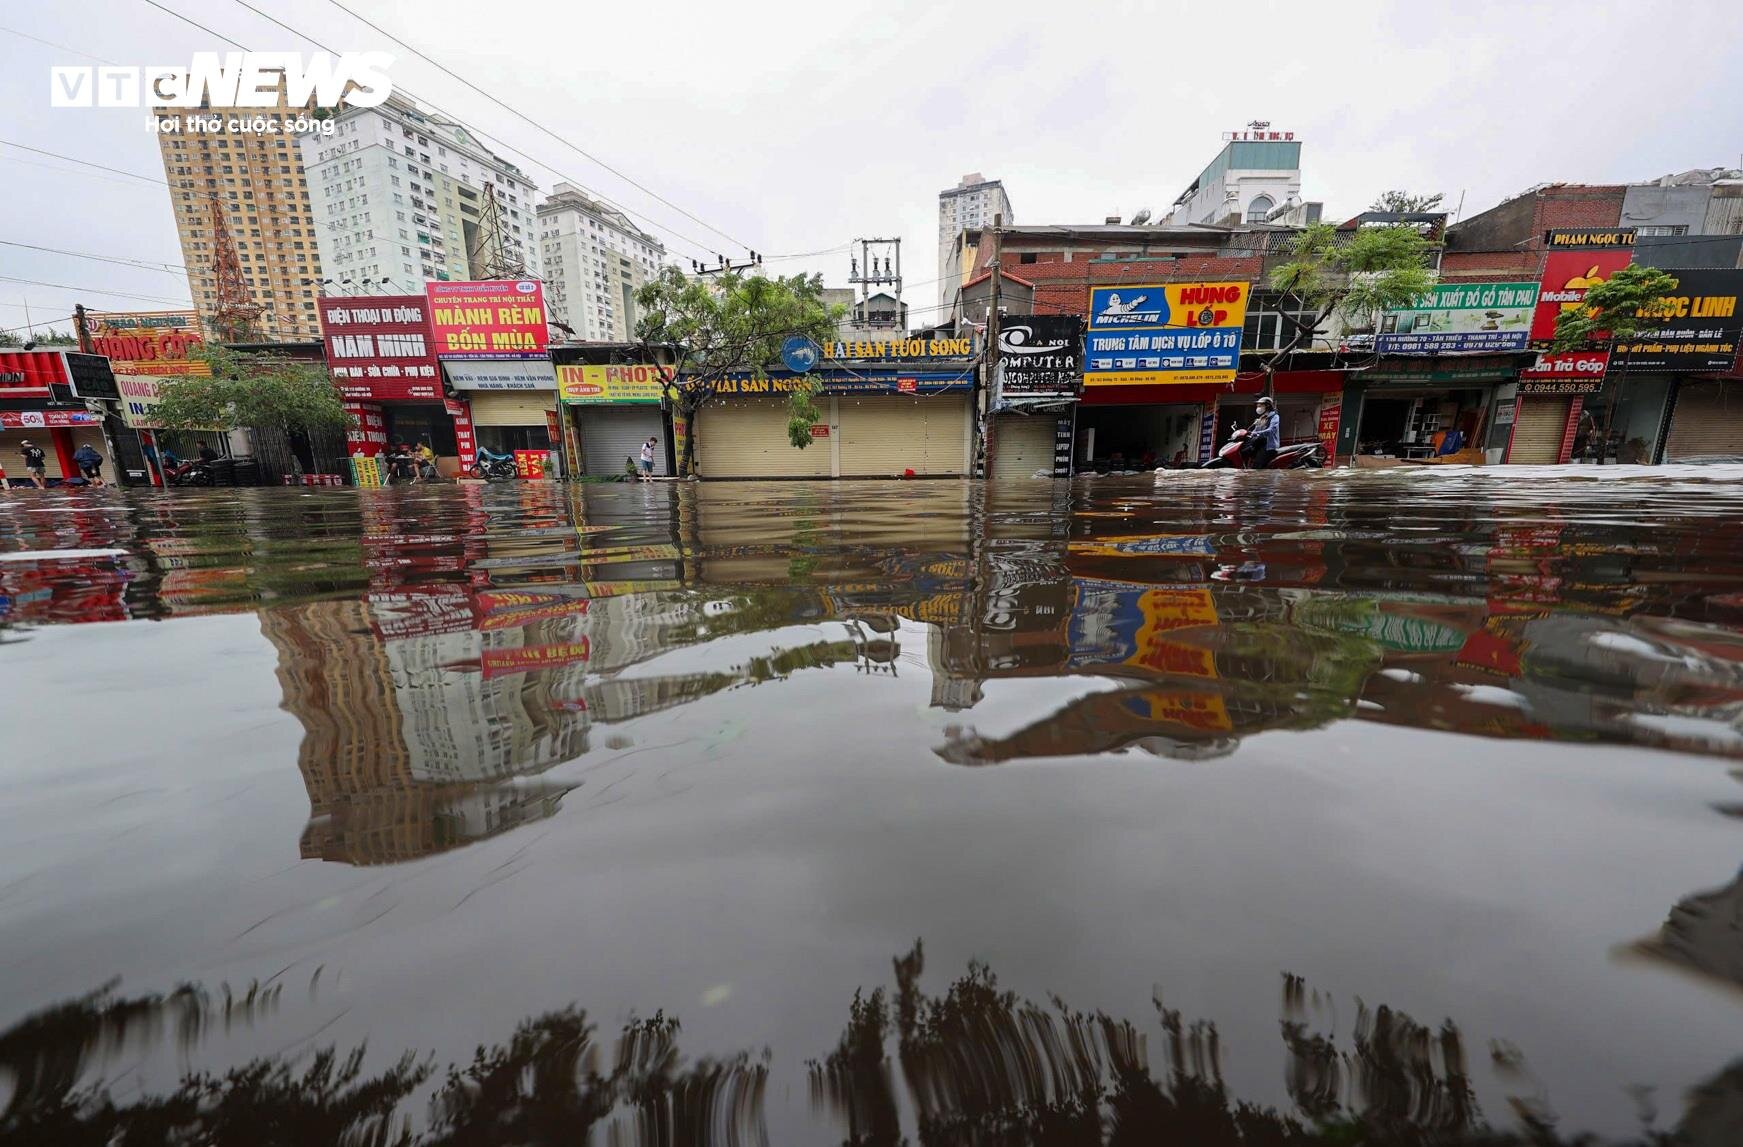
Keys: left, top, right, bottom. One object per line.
{"left": 1246, "top": 396, "right": 1281, "bottom": 468}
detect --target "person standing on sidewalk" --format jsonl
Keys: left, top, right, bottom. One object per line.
{"left": 19, "top": 440, "right": 48, "bottom": 489}
{"left": 639, "top": 437, "right": 657, "bottom": 480}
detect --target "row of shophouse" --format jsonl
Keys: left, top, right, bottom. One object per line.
{"left": 6, "top": 174, "right": 1741, "bottom": 485}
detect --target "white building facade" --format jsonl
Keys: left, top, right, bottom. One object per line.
{"left": 1164, "top": 138, "right": 1304, "bottom": 227}
{"left": 937, "top": 173, "right": 1012, "bottom": 294}
{"left": 299, "top": 96, "right": 541, "bottom": 294}
{"left": 536, "top": 183, "right": 665, "bottom": 342}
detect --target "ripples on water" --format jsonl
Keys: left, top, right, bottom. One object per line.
{"left": 3, "top": 468, "right": 1743, "bottom": 1144}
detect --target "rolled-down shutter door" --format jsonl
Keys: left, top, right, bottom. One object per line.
{"left": 839, "top": 396, "right": 969, "bottom": 476}
{"left": 1664, "top": 382, "right": 1743, "bottom": 461}
{"left": 990, "top": 414, "right": 1058, "bottom": 479}
{"left": 697, "top": 398, "right": 831, "bottom": 478}
{"left": 580, "top": 406, "right": 665, "bottom": 476}
{"left": 469, "top": 392, "right": 556, "bottom": 426}
{"left": 1507, "top": 398, "right": 1572, "bottom": 464}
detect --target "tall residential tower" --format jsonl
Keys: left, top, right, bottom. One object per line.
{"left": 937, "top": 173, "right": 1012, "bottom": 300}
{"left": 536, "top": 183, "right": 664, "bottom": 342}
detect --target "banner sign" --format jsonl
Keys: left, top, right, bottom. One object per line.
{"left": 481, "top": 639, "right": 590, "bottom": 679}
{"left": 426, "top": 280, "right": 548, "bottom": 360}
{"left": 1085, "top": 282, "right": 1247, "bottom": 386}
{"left": 1612, "top": 269, "right": 1743, "bottom": 372}
{"left": 823, "top": 336, "right": 974, "bottom": 360}
{"left": 86, "top": 311, "right": 208, "bottom": 378}
{"left": 712, "top": 371, "right": 970, "bottom": 397}
{"left": 1518, "top": 350, "right": 1608, "bottom": 394}
{"left": 0, "top": 350, "right": 70, "bottom": 397}
{"left": 446, "top": 398, "right": 477, "bottom": 471}
{"left": 317, "top": 295, "right": 442, "bottom": 401}
{"left": 557, "top": 363, "right": 669, "bottom": 404}
{"left": 995, "top": 315, "right": 1083, "bottom": 399}
{"left": 1544, "top": 228, "right": 1638, "bottom": 249}
{"left": 63, "top": 352, "right": 120, "bottom": 401}
{"left": 444, "top": 360, "right": 557, "bottom": 391}
{"left": 344, "top": 401, "right": 387, "bottom": 457}
{"left": 1376, "top": 281, "right": 1538, "bottom": 354}
{"left": 0, "top": 409, "right": 103, "bottom": 428}
{"left": 513, "top": 448, "right": 551, "bottom": 479}
{"left": 1531, "top": 250, "right": 1633, "bottom": 343}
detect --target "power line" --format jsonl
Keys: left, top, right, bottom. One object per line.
{"left": 0, "top": 23, "right": 123, "bottom": 66}
{"left": 0, "top": 239, "right": 187, "bottom": 275}
{"left": 0, "top": 139, "right": 168, "bottom": 185}
{"left": 0, "top": 275, "right": 192, "bottom": 306}
{"left": 309, "top": 0, "right": 754, "bottom": 253}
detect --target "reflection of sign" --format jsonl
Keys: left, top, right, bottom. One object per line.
{"left": 1085, "top": 282, "right": 1248, "bottom": 386}
{"left": 0, "top": 350, "right": 70, "bottom": 397}
{"left": 823, "top": 337, "right": 973, "bottom": 360}
{"left": 1069, "top": 535, "right": 1215, "bottom": 558}
{"left": 444, "top": 360, "right": 557, "bottom": 390}
{"left": 1518, "top": 350, "right": 1608, "bottom": 392}
{"left": 481, "top": 639, "right": 590, "bottom": 679}
{"left": 556, "top": 363, "right": 669, "bottom": 404}
{"left": 1123, "top": 689, "right": 1233, "bottom": 732}
{"left": 1068, "top": 579, "right": 1219, "bottom": 669}
{"left": 317, "top": 295, "right": 442, "bottom": 401}
{"left": 1545, "top": 229, "right": 1638, "bottom": 249}
{"left": 426, "top": 280, "right": 549, "bottom": 360}
{"left": 996, "top": 315, "right": 1083, "bottom": 399}
{"left": 1377, "top": 282, "right": 1538, "bottom": 354}
{"left": 1531, "top": 250, "right": 1633, "bottom": 343}
{"left": 1612, "top": 269, "right": 1743, "bottom": 372}
{"left": 781, "top": 336, "right": 820, "bottom": 372}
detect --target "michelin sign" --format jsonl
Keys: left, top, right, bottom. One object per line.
{"left": 1085, "top": 282, "right": 1249, "bottom": 386}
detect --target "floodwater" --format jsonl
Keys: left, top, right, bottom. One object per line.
{"left": 3, "top": 469, "right": 1743, "bottom": 1145}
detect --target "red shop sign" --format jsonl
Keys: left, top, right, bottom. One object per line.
{"left": 0, "top": 351, "right": 71, "bottom": 397}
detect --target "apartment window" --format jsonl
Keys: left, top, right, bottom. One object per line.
{"left": 1638, "top": 224, "right": 1689, "bottom": 236}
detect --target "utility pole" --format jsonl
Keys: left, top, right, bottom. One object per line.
{"left": 691, "top": 252, "right": 763, "bottom": 276}
{"left": 978, "top": 215, "right": 1003, "bottom": 478}
{"left": 73, "top": 303, "right": 91, "bottom": 352}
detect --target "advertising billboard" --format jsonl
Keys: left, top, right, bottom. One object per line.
{"left": 317, "top": 295, "right": 443, "bottom": 401}
{"left": 1612, "top": 269, "right": 1743, "bottom": 372}
{"left": 1517, "top": 350, "right": 1609, "bottom": 394}
{"left": 1376, "top": 281, "right": 1538, "bottom": 354}
{"left": 0, "top": 350, "right": 70, "bottom": 398}
{"left": 1085, "top": 282, "right": 1248, "bottom": 386}
{"left": 86, "top": 311, "right": 209, "bottom": 377}
{"left": 994, "top": 315, "right": 1083, "bottom": 399}
{"left": 1530, "top": 249, "right": 1634, "bottom": 344}
{"left": 556, "top": 363, "right": 669, "bottom": 404}
{"left": 1544, "top": 228, "right": 1638, "bottom": 249}
{"left": 443, "top": 361, "right": 557, "bottom": 391}
{"left": 426, "top": 280, "right": 549, "bottom": 360}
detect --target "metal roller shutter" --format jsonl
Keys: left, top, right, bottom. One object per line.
{"left": 1664, "top": 382, "right": 1743, "bottom": 461}
{"left": 1507, "top": 398, "right": 1571, "bottom": 464}
{"left": 580, "top": 406, "right": 666, "bottom": 477}
{"left": 990, "top": 414, "right": 1058, "bottom": 479}
{"left": 469, "top": 392, "right": 556, "bottom": 427}
{"left": 839, "top": 396, "right": 969, "bottom": 476}
{"left": 697, "top": 398, "right": 831, "bottom": 478}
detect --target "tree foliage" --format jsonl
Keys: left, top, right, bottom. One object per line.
{"left": 635, "top": 268, "right": 843, "bottom": 472}
{"left": 1548, "top": 263, "right": 1680, "bottom": 352}
{"left": 1368, "top": 190, "right": 1445, "bottom": 213}
{"left": 785, "top": 376, "right": 822, "bottom": 449}
{"left": 151, "top": 344, "right": 353, "bottom": 435}
{"left": 1266, "top": 222, "right": 1440, "bottom": 365}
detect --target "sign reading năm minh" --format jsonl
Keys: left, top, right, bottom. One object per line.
{"left": 426, "top": 280, "right": 549, "bottom": 360}
{"left": 317, "top": 295, "right": 442, "bottom": 401}
{"left": 557, "top": 364, "right": 671, "bottom": 404}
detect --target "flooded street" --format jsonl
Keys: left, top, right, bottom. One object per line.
{"left": 4, "top": 469, "right": 1743, "bottom": 1144}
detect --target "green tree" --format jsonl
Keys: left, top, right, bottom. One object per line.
{"left": 34, "top": 326, "right": 78, "bottom": 346}
{"left": 634, "top": 268, "right": 844, "bottom": 476}
{"left": 1368, "top": 190, "right": 1445, "bottom": 213}
{"left": 1264, "top": 221, "right": 1440, "bottom": 387}
{"left": 1549, "top": 262, "right": 1680, "bottom": 461}
{"left": 152, "top": 344, "right": 352, "bottom": 437}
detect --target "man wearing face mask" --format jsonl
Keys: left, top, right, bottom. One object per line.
{"left": 1247, "top": 395, "right": 1280, "bottom": 468}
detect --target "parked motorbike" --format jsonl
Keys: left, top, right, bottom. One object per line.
{"left": 164, "top": 459, "right": 215, "bottom": 487}
{"left": 1198, "top": 427, "right": 1324, "bottom": 470}
{"left": 470, "top": 455, "right": 518, "bottom": 480}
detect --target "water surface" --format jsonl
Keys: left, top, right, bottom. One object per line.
{"left": 4, "top": 470, "right": 1743, "bottom": 1144}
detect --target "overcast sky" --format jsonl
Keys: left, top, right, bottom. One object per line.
{"left": 5, "top": 0, "right": 1743, "bottom": 334}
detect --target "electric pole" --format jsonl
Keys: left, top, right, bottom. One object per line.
{"left": 979, "top": 215, "right": 1003, "bottom": 477}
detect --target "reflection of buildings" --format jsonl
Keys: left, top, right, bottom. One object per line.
{"left": 1631, "top": 865, "right": 1743, "bottom": 996}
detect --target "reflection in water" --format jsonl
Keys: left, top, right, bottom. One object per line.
{"left": 6, "top": 950, "right": 1741, "bottom": 1144}
{"left": 7, "top": 474, "right": 1743, "bottom": 1140}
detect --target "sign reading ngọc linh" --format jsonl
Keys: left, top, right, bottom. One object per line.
{"left": 1611, "top": 269, "right": 1743, "bottom": 372}
{"left": 1375, "top": 281, "right": 1538, "bottom": 354}
{"left": 1084, "top": 282, "right": 1248, "bottom": 386}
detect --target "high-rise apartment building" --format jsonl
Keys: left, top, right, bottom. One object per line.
{"left": 937, "top": 172, "right": 1012, "bottom": 297}
{"left": 154, "top": 88, "right": 325, "bottom": 340}
{"left": 536, "top": 183, "right": 664, "bottom": 342}
{"left": 298, "top": 95, "right": 541, "bottom": 296}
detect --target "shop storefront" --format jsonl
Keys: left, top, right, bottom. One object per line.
{"left": 445, "top": 360, "right": 563, "bottom": 475}
{"left": 1334, "top": 360, "right": 1517, "bottom": 465}
{"left": 0, "top": 351, "right": 120, "bottom": 486}
{"left": 1663, "top": 379, "right": 1743, "bottom": 461}
{"left": 693, "top": 365, "right": 974, "bottom": 479}
{"left": 1077, "top": 372, "right": 1344, "bottom": 472}
{"left": 88, "top": 309, "right": 209, "bottom": 485}
{"left": 987, "top": 315, "right": 1080, "bottom": 480}
{"left": 556, "top": 363, "right": 673, "bottom": 477}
